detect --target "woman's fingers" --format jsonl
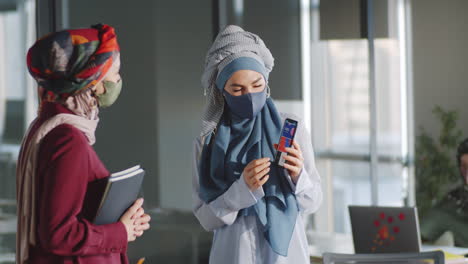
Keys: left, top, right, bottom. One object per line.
{"left": 253, "top": 166, "right": 270, "bottom": 180}
{"left": 283, "top": 154, "right": 303, "bottom": 180}
{"left": 283, "top": 154, "right": 302, "bottom": 167}
{"left": 249, "top": 166, "right": 270, "bottom": 188}
{"left": 134, "top": 214, "right": 151, "bottom": 234}
{"left": 283, "top": 163, "right": 301, "bottom": 174}
{"left": 243, "top": 157, "right": 272, "bottom": 190}
{"left": 126, "top": 198, "right": 143, "bottom": 220}
{"left": 132, "top": 207, "right": 145, "bottom": 220}
{"left": 292, "top": 140, "right": 302, "bottom": 151}
{"left": 135, "top": 223, "right": 151, "bottom": 232}
{"left": 135, "top": 214, "right": 151, "bottom": 226}
{"left": 285, "top": 146, "right": 303, "bottom": 160}
{"left": 245, "top": 157, "right": 270, "bottom": 172}
{"left": 253, "top": 175, "right": 269, "bottom": 188}
{"left": 132, "top": 198, "right": 144, "bottom": 210}
{"left": 140, "top": 223, "right": 151, "bottom": 231}
{"left": 250, "top": 161, "right": 271, "bottom": 178}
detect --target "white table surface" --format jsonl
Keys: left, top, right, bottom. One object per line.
{"left": 308, "top": 231, "right": 468, "bottom": 257}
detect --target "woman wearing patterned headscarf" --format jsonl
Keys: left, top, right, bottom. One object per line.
{"left": 16, "top": 24, "right": 150, "bottom": 264}
{"left": 192, "top": 25, "right": 322, "bottom": 263}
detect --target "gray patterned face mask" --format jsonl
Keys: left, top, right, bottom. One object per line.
{"left": 97, "top": 79, "right": 122, "bottom": 108}
{"left": 223, "top": 88, "right": 267, "bottom": 119}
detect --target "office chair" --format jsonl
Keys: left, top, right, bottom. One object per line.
{"left": 323, "top": 250, "right": 445, "bottom": 264}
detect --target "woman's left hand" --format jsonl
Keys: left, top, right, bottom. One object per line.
{"left": 132, "top": 207, "right": 151, "bottom": 238}
{"left": 275, "top": 141, "right": 304, "bottom": 183}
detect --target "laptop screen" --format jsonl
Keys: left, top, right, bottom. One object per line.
{"left": 349, "top": 206, "right": 422, "bottom": 254}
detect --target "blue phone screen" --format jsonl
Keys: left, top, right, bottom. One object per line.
{"left": 278, "top": 120, "right": 297, "bottom": 153}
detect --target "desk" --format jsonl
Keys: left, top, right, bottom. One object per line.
{"left": 307, "top": 231, "right": 468, "bottom": 263}
{"left": 308, "top": 232, "right": 354, "bottom": 257}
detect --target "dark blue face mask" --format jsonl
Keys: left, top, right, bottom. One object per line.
{"left": 223, "top": 88, "right": 267, "bottom": 119}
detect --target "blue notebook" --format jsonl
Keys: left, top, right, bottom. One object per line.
{"left": 83, "top": 165, "right": 145, "bottom": 225}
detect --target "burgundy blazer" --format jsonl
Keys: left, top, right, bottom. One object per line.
{"left": 26, "top": 102, "right": 129, "bottom": 264}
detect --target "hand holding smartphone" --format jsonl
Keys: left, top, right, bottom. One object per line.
{"left": 274, "top": 118, "right": 298, "bottom": 167}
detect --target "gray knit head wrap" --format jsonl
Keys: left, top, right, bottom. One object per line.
{"left": 200, "top": 25, "right": 274, "bottom": 136}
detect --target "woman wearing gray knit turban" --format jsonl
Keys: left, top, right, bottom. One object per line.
{"left": 192, "top": 25, "right": 323, "bottom": 263}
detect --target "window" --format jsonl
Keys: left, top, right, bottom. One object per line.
{"left": 308, "top": 0, "right": 414, "bottom": 233}
{"left": 0, "top": 0, "right": 36, "bottom": 262}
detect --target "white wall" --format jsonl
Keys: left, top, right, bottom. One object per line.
{"left": 412, "top": 0, "right": 468, "bottom": 138}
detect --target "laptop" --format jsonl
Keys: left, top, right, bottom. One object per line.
{"left": 349, "top": 206, "right": 422, "bottom": 254}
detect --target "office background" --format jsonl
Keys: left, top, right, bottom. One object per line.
{"left": 0, "top": 0, "right": 467, "bottom": 263}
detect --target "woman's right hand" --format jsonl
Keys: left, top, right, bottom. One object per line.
{"left": 120, "top": 198, "right": 145, "bottom": 242}
{"left": 243, "top": 157, "right": 271, "bottom": 191}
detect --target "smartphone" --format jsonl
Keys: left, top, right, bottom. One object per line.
{"left": 275, "top": 118, "right": 298, "bottom": 167}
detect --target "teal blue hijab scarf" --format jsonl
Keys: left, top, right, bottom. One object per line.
{"left": 199, "top": 56, "right": 298, "bottom": 256}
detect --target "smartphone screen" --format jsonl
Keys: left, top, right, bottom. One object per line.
{"left": 275, "top": 118, "right": 298, "bottom": 167}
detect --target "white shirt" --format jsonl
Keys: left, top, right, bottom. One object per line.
{"left": 192, "top": 113, "right": 323, "bottom": 264}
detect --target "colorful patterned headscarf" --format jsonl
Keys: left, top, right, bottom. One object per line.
{"left": 26, "top": 24, "right": 120, "bottom": 102}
